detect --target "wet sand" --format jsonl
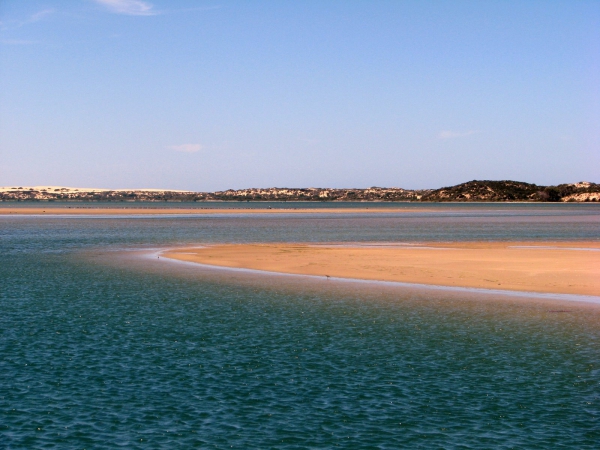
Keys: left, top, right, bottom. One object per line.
{"left": 0, "top": 206, "right": 426, "bottom": 215}
{"left": 162, "top": 242, "right": 600, "bottom": 296}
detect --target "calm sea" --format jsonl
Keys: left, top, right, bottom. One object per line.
{"left": 1, "top": 203, "right": 599, "bottom": 448}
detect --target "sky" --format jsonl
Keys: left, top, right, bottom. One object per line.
{"left": 0, "top": 0, "right": 598, "bottom": 190}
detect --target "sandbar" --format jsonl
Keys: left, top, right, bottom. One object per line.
{"left": 0, "top": 206, "right": 429, "bottom": 215}
{"left": 162, "top": 242, "right": 600, "bottom": 296}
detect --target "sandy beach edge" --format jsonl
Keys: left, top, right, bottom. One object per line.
{"left": 158, "top": 242, "right": 600, "bottom": 298}
{"left": 153, "top": 250, "right": 600, "bottom": 305}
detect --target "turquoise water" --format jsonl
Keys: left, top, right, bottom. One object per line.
{"left": 1, "top": 205, "right": 599, "bottom": 448}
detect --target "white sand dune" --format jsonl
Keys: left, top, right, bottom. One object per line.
{"left": 0, "top": 186, "right": 192, "bottom": 193}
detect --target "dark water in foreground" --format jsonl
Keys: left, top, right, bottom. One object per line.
{"left": 1, "top": 205, "right": 599, "bottom": 448}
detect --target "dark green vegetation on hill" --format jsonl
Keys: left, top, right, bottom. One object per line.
{"left": 421, "top": 180, "right": 600, "bottom": 202}
{"left": 1, "top": 180, "right": 599, "bottom": 202}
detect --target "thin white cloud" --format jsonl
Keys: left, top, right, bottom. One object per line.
{"left": 30, "top": 9, "right": 54, "bottom": 23}
{"left": 0, "top": 8, "right": 54, "bottom": 30}
{"left": 439, "top": 130, "right": 481, "bottom": 139}
{"left": 168, "top": 144, "right": 202, "bottom": 153}
{"left": 94, "top": 0, "right": 157, "bottom": 16}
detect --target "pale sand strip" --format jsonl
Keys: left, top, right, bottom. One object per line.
{"left": 161, "top": 242, "right": 600, "bottom": 297}
{"left": 0, "top": 207, "right": 429, "bottom": 215}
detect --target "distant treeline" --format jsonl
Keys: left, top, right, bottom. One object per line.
{"left": 1, "top": 180, "right": 599, "bottom": 202}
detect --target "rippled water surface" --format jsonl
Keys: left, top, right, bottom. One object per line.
{"left": 1, "top": 204, "right": 599, "bottom": 448}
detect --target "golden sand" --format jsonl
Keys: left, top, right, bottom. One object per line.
{"left": 162, "top": 242, "right": 600, "bottom": 296}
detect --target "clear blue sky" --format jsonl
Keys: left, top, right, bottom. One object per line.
{"left": 1, "top": 0, "right": 598, "bottom": 190}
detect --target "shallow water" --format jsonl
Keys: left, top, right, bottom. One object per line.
{"left": 1, "top": 204, "right": 599, "bottom": 448}
{"left": 4, "top": 200, "right": 599, "bottom": 210}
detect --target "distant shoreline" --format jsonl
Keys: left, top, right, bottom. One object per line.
{"left": 2, "top": 179, "right": 599, "bottom": 202}
{"left": 1, "top": 199, "right": 599, "bottom": 203}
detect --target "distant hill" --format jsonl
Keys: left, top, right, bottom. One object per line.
{"left": 420, "top": 180, "right": 600, "bottom": 202}
{"left": 1, "top": 181, "right": 598, "bottom": 202}
{"left": 420, "top": 180, "right": 540, "bottom": 202}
